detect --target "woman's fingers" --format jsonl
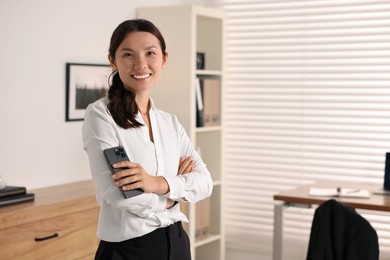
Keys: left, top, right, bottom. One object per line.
{"left": 111, "top": 164, "right": 163, "bottom": 194}
{"left": 178, "top": 156, "right": 194, "bottom": 175}
{"left": 112, "top": 160, "right": 138, "bottom": 169}
{"left": 111, "top": 162, "right": 139, "bottom": 179}
{"left": 113, "top": 172, "right": 139, "bottom": 187}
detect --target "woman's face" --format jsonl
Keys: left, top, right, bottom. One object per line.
{"left": 109, "top": 31, "right": 167, "bottom": 94}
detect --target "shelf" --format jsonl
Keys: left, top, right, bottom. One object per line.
{"left": 196, "top": 70, "right": 222, "bottom": 76}
{"left": 213, "top": 180, "right": 222, "bottom": 187}
{"left": 195, "top": 126, "right": 222, "bottom": 133}
{"left": 195, "top": 234, "right": 221, "bottom": 247}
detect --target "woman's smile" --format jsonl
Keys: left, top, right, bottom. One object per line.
{"left": 132, "top": 73, "right": 151, "bottom": 79}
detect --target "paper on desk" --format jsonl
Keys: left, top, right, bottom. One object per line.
{"left": 309, "top": 187, "right": 370, "bottom": 198}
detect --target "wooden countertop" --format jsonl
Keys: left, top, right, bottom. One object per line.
{"left": 0, "top": 180, "right": 98, "bottom": 229}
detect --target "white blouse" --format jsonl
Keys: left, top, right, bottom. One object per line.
{"left": 82, "top": 97, "right": 213, "bottom": 242}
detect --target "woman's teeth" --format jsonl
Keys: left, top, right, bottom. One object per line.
{"left": 133, "top": 74, "right": 150, "bottom": 79}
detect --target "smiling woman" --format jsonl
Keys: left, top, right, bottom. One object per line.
{"left": 106, "top": 20, "right": 168, "bottom": 130}
{"left": 82, "top": 19, "right": 213, "bottom": 260}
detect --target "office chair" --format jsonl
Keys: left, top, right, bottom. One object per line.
{"left": 306, "top": 199, "right": 379, "bottom": 260}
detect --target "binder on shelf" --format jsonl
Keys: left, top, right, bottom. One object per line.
{"left": 201, "top": 197, "right": 211, "bottom": 238}
{"left": 195, "top": 202, "right": 202, "bottom": 240}
{"left": 195, "top": 197, "right": 211, "bottom": 241}
{"left": 195, "top": 77, "right": 204, "bottom": 127}
{"left": 180, "top": 202, "right": 190, "bottom": 234}
{"left": 202, "top": 78, "right": 221, "bottom": 127}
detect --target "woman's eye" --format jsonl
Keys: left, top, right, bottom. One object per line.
{"left": 148, "top": 51, "right": 156, "bottom": 56}
{"left": 123, "top": 52, "right": 133, "bottom": 57}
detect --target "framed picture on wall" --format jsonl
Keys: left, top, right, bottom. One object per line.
{"left": 65, "top": 63, "right": 111, "bottom": 121}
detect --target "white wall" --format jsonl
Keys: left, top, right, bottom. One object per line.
{"left": 0, "top": 0, "right": 217, "bottom": 190}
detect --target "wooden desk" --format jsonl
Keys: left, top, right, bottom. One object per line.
{"left": 272, "top": 182, "right": 390, "bottom": 260}
{"left": 0, "top": 180, "right": 99, "bottom": 260}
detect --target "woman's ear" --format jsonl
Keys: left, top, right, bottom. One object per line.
{"left": 162, "top": 52, "right": 169, "bottom": 69}
{"left": 108, "top": 54, "right": 117, "bottom": 70}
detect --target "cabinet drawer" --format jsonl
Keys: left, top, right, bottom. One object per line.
{"left": 0, "top": 207, "right": 99, "bottom": 260}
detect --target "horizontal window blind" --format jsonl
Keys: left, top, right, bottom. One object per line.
{"left": 219, "top": 0, "right": 390, "bottom": 258}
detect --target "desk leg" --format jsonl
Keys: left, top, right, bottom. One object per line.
{"left": 273, "top": 202, "right": 284, "bottom": 260}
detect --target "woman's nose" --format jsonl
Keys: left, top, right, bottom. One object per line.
{"left": 134, "top": 56, "right": 147, "bottom": 70}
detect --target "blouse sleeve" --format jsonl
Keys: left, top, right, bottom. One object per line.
{"left": 82, "top": 101, "right": 167, "bottom": 218}
{"left": 163, "top": 116, "right": 213, "bottom": 203}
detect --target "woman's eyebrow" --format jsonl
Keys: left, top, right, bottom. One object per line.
{"left": 119, "top": 45, "right": 158, "bottom": 52}
{"left": 119, "top": 47, "right": 133, "bottom": 52}
{"left": 145, "top": 45, "right": 158, "bottom": 50}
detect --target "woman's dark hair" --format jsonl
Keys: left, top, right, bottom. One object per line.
{"left": 107, "top": 19, "right": 167, "bottom": 129}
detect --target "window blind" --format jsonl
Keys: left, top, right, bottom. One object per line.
{"left": 218, "top": 0, "right": 390, "bottom": 258}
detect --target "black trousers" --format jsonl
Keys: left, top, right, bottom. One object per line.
{"left": 95, "top": 222, "right": 191, "bottom": 260}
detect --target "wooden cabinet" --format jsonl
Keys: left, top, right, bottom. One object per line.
{"left": 137, "top": 5, "right": 225, "bottom": 260}
{"left": 0, "top": 180, "right": 99, "bottom": 260}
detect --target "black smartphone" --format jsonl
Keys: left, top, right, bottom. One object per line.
{"left": 103, "top": 146, "right": 143, "bottom": 198}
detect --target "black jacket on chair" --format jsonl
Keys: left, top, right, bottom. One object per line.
{"left": 306, "top": 199, "right": 379, "bottom": 260}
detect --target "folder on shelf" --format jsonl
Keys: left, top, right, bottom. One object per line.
{"left": 201, "top": 197, "right": 211, "bottom": 238}
{"left": 195, "top": 197, "right": 211, "bottom": 241}
{"left": 202, "top": 78, "right": 221, "bottom": 127}
{"left": 195, "top": 77, "right": 204, "bottom": 127}
{"left": 196, "top": 202, "right": 202, "bottom": 240}
{"left": 180, "top": 202, "right": 190, "bottom": 234}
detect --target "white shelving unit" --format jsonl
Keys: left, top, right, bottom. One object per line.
{"left": 137, "top": 5, "right": 225, "bottom": 260}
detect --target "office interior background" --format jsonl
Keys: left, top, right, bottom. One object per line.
{"left": 1, "top": 0, "right": 390, "bottom": 259}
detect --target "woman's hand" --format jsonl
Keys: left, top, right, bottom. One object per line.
{"left": 111, "top": 156, "right": 194, "bottom": 207}
{"left": 111, "top": 161, "right": 168, "bottom": 195}
{"left": 178, "top": 156, "right": 194, "bottom": 175}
